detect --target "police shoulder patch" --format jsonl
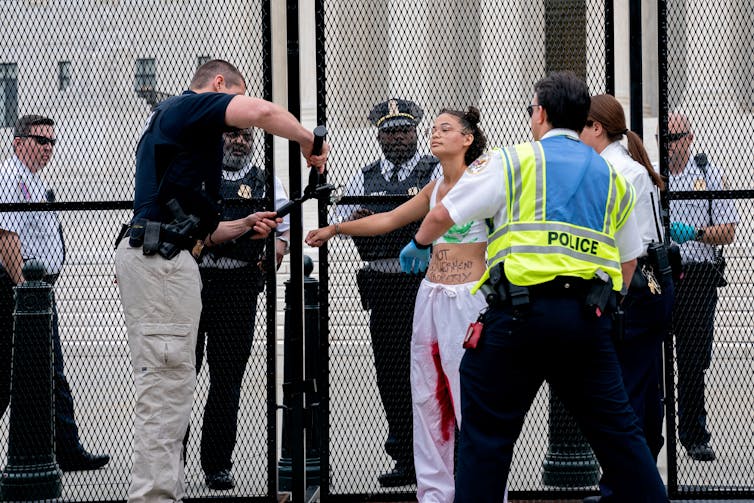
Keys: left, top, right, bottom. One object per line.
{"left": 466, "top": 152, "right": 489, "bottom": 174}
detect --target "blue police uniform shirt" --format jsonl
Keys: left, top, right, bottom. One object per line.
{"left": 133, "top": 90, "right": 235, "bottom": 233}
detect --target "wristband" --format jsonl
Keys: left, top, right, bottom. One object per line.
{"left": 695, "top": 227, "right": 706, "bottom": 241}
{"left": 334, "top": 222, "right": 341, "bottom": 235}
{"left": 412, "top": 237, "right": 431, "bottom": 250}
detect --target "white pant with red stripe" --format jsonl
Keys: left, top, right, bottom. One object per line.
{"left": 410, "top": 279, "right": 490, "bottom": 503}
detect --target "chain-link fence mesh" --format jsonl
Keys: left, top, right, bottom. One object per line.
{"left": 662, "top": 0, "right": 754, "bottom": 498}
{"left": 0, "top": 1, "right": 275, "bottom": 500}
{"left": 0, "top": 0, "right": 752, "bottom": 501}
{"left": 320, "top": 0, "right": 611, "bottom": 498}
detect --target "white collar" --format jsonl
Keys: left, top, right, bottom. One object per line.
{"left": 222, "top": 162, "right": 258, "bottom": 182}
{"left": 541, "top": 128, "right": 580, "bottom": 141}
{"left": 381, "top": 151, "right": 422, "bottom": 179}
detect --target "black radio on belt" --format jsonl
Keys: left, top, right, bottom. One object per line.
{"left": 646, "top": 241, "right": 672, "bottom": 282}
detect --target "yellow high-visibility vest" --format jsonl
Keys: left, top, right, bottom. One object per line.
{"left": 475, "top": 138, "right": 635, "bottom": 292}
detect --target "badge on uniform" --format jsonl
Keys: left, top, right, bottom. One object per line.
{"left": 408, "top": 186, "right": 419, "bottom": 196}
{"left": 693, "top": 178, "right": 707, "bottom": 191}
{"left": 238, "top": 184, "right": 252, "bottom": 199}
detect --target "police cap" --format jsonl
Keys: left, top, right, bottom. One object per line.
{"left": 368, "top": 98, "right": 423, "bottom": 130}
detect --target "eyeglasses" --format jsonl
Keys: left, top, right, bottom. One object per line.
{"left": 16, "top": 134, "right": 56, "bottom": 146}
{"left": 424, "top": 125, "right": 467, "bottom": 136}
{"left": 526, "top": 104, "right": 542, "bottom": 117}
{"left": 655, "top": 131, "right": 689, "bottom": 143}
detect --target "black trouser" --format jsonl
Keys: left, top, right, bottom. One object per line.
{"left": 600, "top": 265, "right": 674, "bottom": 499}
{"left": 0, "top": 274, "right": 84, "bottom": 459}
{"left": 195, "top": 265, "right": 261, "bottom": 474}
{"left": 357, "top": 268, "right": 422, "bottom": 468}
{"left": 456, "top": 288, "right": 668, "bottom": 502}
{"left": 672, "top": 262, "right": 718, "bottom": 448}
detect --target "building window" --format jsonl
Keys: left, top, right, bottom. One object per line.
{"left": 58, "top": 61, "right": 71, "bottom": 91}
{"left": 135, "top": 58, "right": 156, "bottom": 95}
{"left": 0, "top": 63, "right": 18, "bottom": 128}
{"left": 197, "top": 55, "right": 211, "bottom": 68}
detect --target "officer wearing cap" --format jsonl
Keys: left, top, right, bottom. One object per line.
{"left": 337, "top": 98, "right": 440, "bottom": 487}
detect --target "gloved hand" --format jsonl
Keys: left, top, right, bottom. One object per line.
{"left": 670, "top": 221, "right": 696, "bottom": 244}
{"left": 399, "top": 238, "right": 431, "bottom": 274}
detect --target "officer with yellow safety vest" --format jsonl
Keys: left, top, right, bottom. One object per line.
{"left": 399, "top": 72, "right": 669, "bottom": 502}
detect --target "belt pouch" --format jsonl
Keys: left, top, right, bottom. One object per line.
{"left": 143, "top": 221, "right": 161, "bottom": 255}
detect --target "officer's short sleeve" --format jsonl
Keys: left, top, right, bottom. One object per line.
{"left": 709, "top": 165, "right": 739, "bottom": 225}
{"left": 443, "top": 150, "right": 505, "bottom": 225}
{"left": 614, "top": 211, "right": 643, "bottom": 262}
{"left": 163, "top": 93, "right": 236, "bottom": 137}
{"left": 273, "top": 176, "right": 291, "bottom": 233}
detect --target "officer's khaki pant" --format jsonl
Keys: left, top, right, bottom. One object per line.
{"left": 115, "top": 240, "right": 201, "bottom": 503}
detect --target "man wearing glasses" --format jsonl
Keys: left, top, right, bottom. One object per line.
{"left": 0, "top": 114, "right": 110, "bottom": 471}
{"left": 664, "top": 112, "right": 738, "bottom": 462}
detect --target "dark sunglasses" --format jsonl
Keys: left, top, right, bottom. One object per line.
{"left": 655, "top": 131, "right": 689, "bottom": 143}
{"left": 526, "top": 104, "right": 542, "bottom": 117}
{"left": 17, "top": 134, "right": 57, "bottom": 146}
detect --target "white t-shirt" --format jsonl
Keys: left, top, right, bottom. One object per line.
{"left": 441, "top": 130, "right": 642, "bottom": 264}
{"left": 0, "top": 155, "right": 64, "bottom": 276}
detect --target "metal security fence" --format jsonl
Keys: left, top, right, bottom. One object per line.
{"left": 0, "top": 0, "right": 751, "bottom": 502}
{"left": 318, "top": 0, "right": 614, "bottom": 500}
{"left": 0, "top": 1, "right": 277, "bottom": 501}
{"left": 659, "top": 0, "right": 754, "bottom": 499}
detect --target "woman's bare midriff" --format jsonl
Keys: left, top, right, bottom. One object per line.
{"left": 425, "top": 242, "right": 487, "bottom": 285}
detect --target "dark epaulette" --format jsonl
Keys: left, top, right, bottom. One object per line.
{"left": 694, "top": 152, "right": 709, "bottom": 174}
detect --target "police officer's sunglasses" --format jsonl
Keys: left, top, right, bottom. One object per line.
{"left": 655, "top": 131, "right": 689, "bottom": 143}
{"left": 16, "top": 134, "right": 57, "bottom": 146}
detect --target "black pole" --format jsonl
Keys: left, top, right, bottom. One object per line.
{"left": 285, "top": 1, "right": 307, "bottom": 500}
{"left": 262, "top": 0, "right": 280, "bottom": 500}
{"left": 629, "top": 0, "right": 643, "bottom": 138}
{"left": 605, "top": 0, "right": 615, "bottom": 95}
{"left": 313, "top": 0, "right": 331, "bottom": 497}
{"left": 0, "top": 260, "right": 62, "bottom": 500}
{"left": 280, "top": 257, "right": 321, "bottom": 492}
{"left": 657, "top": 0, "right": 678, "bottom": 498}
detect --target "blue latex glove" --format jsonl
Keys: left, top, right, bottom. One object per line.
{"left": 670, "top": 221, "right": 696, "bottom": 244}
{"left": 399, "top": 239, "right": 431, "bottom": 274}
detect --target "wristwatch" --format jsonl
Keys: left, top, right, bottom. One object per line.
{"left": 277, "top": 235, "right": 290, "bottom": 255}
{"left": 695, "top": 227, "right": 706, "bottom": 241}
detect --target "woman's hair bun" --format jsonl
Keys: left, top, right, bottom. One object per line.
{"left": 464, "top": 106, "right": 480, "bottom": 126}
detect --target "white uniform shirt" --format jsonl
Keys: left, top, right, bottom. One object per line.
{"left": 600, "top": 141, "right": 663, "bottom": 255}
{"left": 667, "top": 155, "right": 738, "bottom": 264}
{"left": 442, "top": 130, "right": 643, "bottom": 264}
{"left": 200, "top": 163, "right": 290, "bottom": 269}
{"left": 0, "top": 155, "right": 64, "bottom": 276}
{"left": 336, "top": 151, "right": 443, "bottom": 223}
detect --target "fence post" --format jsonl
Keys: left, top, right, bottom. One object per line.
{"left": 0, "top": 260, "right": 62, "bottom": 500}
{"left": 279, "top": 255, "right": 321, "bottom": 491}
{"left": 542, "top": 390, "right": 600, "bottom": 487}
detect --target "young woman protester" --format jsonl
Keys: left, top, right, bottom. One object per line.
{"left": 307, "top": 107, "right": 505, "bottom": 503}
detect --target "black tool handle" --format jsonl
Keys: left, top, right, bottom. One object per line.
{"left": 312, "top": 125, "right": 327, "bottom": 155}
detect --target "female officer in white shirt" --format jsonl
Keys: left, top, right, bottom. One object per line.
{"left": 580, "top": 93, "right": 674, "bottom": 501}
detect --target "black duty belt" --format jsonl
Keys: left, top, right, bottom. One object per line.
{"left": 115, "top": 219, "right": 204, "bottom": 260}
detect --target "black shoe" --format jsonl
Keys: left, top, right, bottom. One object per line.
{"left": 687, "top": 442, "right": 716, "bottom": 461}
{"left": 57, "top": 450, "right": 110, "bottom": 472}
{"left": 377, "top": 465, "right": 416, "bottom": 487}
{"left": 206, "top": 469, "right": 235, "bottom": 490}
{"left": 583, "top": 496, "right": 602, "bottom": 503}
